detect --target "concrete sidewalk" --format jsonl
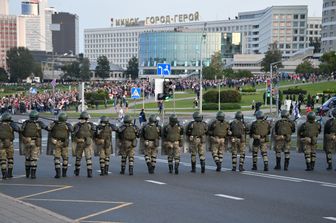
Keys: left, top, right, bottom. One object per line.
{"left": 0, "top": 192, "right": 73, "bottom": 223}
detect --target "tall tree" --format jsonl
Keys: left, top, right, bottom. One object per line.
{"left": 95, "top": 55, "right": 110, "bottom": 79}
{"left": 126, "top": 56, "right": 139, "bottom": 80}
{"left": 62, "top": 61, "right": 80, "bottom": 80}
{"left": 79, "top": 57, "right": 91, "bottom": 81}
{"left": 295, "top": 61, "right": 315, "bottom": 74}
{"left": 0, "top": 67, "right": 8, "bottom": 82}
{"left": 6, "top": 47, "right": 34, "bottom": 82}
{"left": 319, "top": 51, "right": 336, "bottom": 75}
{"left": 202, "top": 51, "right": 224, "bottom": 79}
{"left": 261, "top": 44, "right": 283, "bottom": 72}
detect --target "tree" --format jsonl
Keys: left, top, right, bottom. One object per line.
{"left": 126, "top": 56, "right": 139, "bottom": 80}
{"left": 309, "top": 38, "right": 321, "bottom": 54}
{"left": 295, "top": 61, "right": 315, "bottom": 74}
{"left": 6, "top": 47, "right": 34, "bottom": 82}
{"left": 33, "top": 63, "right": 43, "bottom": 79}
{"left": 202, "top": 51, "right": 224, "bottom": 79}
{"left": 62, "top": 61, "right": 80, "bottom": 80}
{"left": 319, "top": 51, "right": 336, "bottom": 75}
{"left": 95, "top": 56, "right": 110, "bottom": 79}
{"left": 79, "top": 58, "right": 91, "bottom": 81}
{"left": 261, "top": 44, "right": 283, "bottom": 72}
{"left": 0, "top": 68, "right": 8, "bottom": 82}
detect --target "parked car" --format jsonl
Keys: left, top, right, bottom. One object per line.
{"left": 318, "top": 96, "right": 336, "bottom": 116}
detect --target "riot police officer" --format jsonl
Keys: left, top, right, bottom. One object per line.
{"left": 73, "top": 111, "right": 96, "bottom": 177}
{"left": 230, "top": 111, "right": 248, "bottom": 172}
{"left": 186, "top": 112, "right": 208, "bottom": 173}
{"left": 298, "top": 112, "right": 321, "bottom": 171}
{"left": 324, "top": 109, "right": 336, "bottom": 170}
{"left": 273, "top": 110, "right": 295, "bottom": 171}
{"left": 117, "top": 115, "right": 139, "bottom": 175}
{"left": 21, "top": 110, "right": 47, "bottom": 179}
{"left": 141, "top": 114, "right": 161, "bottom": 174}
{"left": 162, "top": 114, "right": 183, "bottom": 174}
{"left": 208, "top": 111, "right": 230, "bottom": 172}
{"left": 95, "top": 116, "right": 117, "bottom": 176}
{"left": 0, "top": 113, "right": 20, "bottom": 179}
{"left": 47, "top": 112, "right": 73, "bottom": 178}
{"left": 250, "top": 111, "right": 271, "bottom": 171}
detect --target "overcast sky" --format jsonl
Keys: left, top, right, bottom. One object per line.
{"left": 9, "top": 0, "right": 323, "bottom": 53}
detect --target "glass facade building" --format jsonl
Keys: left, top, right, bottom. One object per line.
{"left": 139, "top": 32, "right": 241, "bottom": 75}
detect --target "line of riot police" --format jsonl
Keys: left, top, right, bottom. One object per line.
{"left": 0, "top": 108, "right": 335, "bottom": 179}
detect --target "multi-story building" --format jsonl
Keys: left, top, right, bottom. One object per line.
{"left": 85, "top": 5, "right": 317, "bottom": 76}
{"left": 0, "top": 15, "right": 17, "bottom": 69}
{"left": 52, "top": 12, "right": 79, "bottom": 55}
{"left": 307, "top": 17, "right": 322, "bottom": 53}
{"left": 0, "top": 0, "right": 9, "bottom": 15}
{"left": 321, "top": 0, "right": 336, "bottom": 52}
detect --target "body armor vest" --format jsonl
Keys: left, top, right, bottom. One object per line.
{"left": 191, "top": 122, "right": 206, "bottom": 137}
{"left": 231, "top": 120, "right": 245, "bottom": 137}
{"left": 253, "top": 120, "right": 269, "bottom": 137}
{"left": 99, "top": 125, "right": 112, "bottom": 140}
{"left": 76, "top": 122, "right": 92, "bottom": 138}
{"left": 23, "top": 121, "right": 40, "bottom": 138}
{"left": 0, "top": 122, "right": 14, "bottom": 140}
{"left": 276, "top": 119, "right": 293, "bottom": 135}
{"left": 212, "top": 121, "right": 228, "bottom": 138}
{"left": 51, "top": 122, "right": 69, "bottom": 140}
{"left": 144, "top": 124, "right": 159, "bottom": 140}
{"left": 166, "top": 125, "right": 180, "bottom": 142}
{"left": 123, "top": 125, "right": 136, "bottom": 140}
{"left": 303, "top": 122, "right": 320, "bottom": 138}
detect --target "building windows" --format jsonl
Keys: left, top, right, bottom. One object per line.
{"left": 294, "top": 14, "right": 299, "bottom": 19}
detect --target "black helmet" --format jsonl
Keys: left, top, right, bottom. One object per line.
{"left": 58, "top": 112, "right": 68, "bottom": 122}
{"left": 281, "top": 110, "right": 289, "bottom": 118}
{"left": 331, "top": 109, "right": 336, "bottom": 118}
{"left": 149, "top": 114, "right": 156, "bottom": 124}
{"left": 307, "top": 112, "right": 316, "bottom": 122}
{"left": 193, "top": 112, "right": 203, "bottom": 122}
{"left": 100, "top": 116, "right": 109, "bottom": 123}
{"left": 255, "top": 111, "right": 264, "bottom": 120}
{"left": 29, "top": 110, "right": 39, "bottom": 120}
{"left": 79, "top": 111, "right": 90, "bottom": 120}
{"left": 216, "top": 111, "right": 225, "bottom": 121}
{"left": 235, "top": 111, "right": 243, "bottom": 120}
{"left": 169, "top": 114, "right": 178, "bottom": 124}
{"left": 1, "top": 112, "right": 12, "bottom": 122}
{"left": 124, "top": 115, "right": 132, "bottom": 124}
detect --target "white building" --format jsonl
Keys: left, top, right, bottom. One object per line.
{"left": 307, "top": 17, "right": 322, "bottom": 50}
{"left": 321, "top": 0, "right": 336, "bottom": 52}
{"left": 0, "top": 0, "right": 9, "bottom": 15}
{"left": 85, "top": 5, "right": 319, "bottom": 72}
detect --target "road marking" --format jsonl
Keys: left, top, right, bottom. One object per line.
{"left": 81, "top": 221, "right": 123, "bottom": 223}
{"left": 75, "top": 202, "right": 133, "bottom": 222}
{"left": 96, "top": 170, "right": 112, "bottom": 174}
{"left": 0, "top": 183, "right": 69, "bottom": 187}
{"left": 0, "top": 175, "right": 25, "bottom": 181}
{"left": 17, "top": 185, "right": 72, "bottom": 200}
{"left": 24, "top": 198, "right": 126, "bottom": 204}
{"left": 214, "top": 194, "right": 244, "bottom": 201}
{"left": 322, "top": 184, "right": 336, "bottom": 188}
{"left": 145, "top": 180, "right": 166, "bottom": 185}
{"left": 323, "top": 217, "right": 336, "bottom": 221}
{"left": 242, "top": 172, "right": 303, "bottom": 183}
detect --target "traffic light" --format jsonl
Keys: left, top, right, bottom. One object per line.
{"left": 157, "top": 79, "right": 174, "bottom": 101}
{"left": 266, "top": 79, "right": 271, "bottom": 97}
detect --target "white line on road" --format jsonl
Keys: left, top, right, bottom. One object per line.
{"left": 322, "top": 184, "right": 336, "bottom": 188}
{"left": 145, "top": 180, "right": 166, "bottom": 185}
{"left": 214, "top": 194, "right": 244, "bottom": 201}
{"left": 323, "top": 217, "right": 336, "bottom": 221}
{"left": 242, "top": 172, "right": 303, "bottom": 183}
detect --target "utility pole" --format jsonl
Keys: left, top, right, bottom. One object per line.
{"left": 199, "top": 22, "right": 207, "bottom": 114}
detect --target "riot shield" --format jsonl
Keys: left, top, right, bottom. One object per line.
{"left": 297, "top": 122, "right": 305, "bottom": 153}
{"left": 71, "top": 134, "right": 77, "bottom": 157}
{"left": 138, "top": 126, "right": 146, "bottom": 155}
{"left": 18, "top": 133, "right": 25, "bottom": 156}
{"left": 46, "top": 132, "right": 56, "bottom": 156}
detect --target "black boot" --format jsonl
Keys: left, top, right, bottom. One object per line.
{"left": 191, "top": 161, "right": 196, "bottom": 173}
{"left": 100, "top": 167, "right": 105, "bottom": 176}
{"left": 120, "top": 166, "right": 125, "bottom": 175}
{"left": 105, "top": 165, "right": 109, "bottom": 175}
{"left": 327, "top": 163, "right": 332, "bottom": 170}
{"left": 147, "top": 162, "right": 152, "bottom": 174}
{"left": 175, "top": 163, "right": 179, "bottom": 175}
{"left": 87, "top": 169, "right": 93, "bottom": 178}
{"left": 169, "top": 164, "right": 173, "bottom": 174}
{"left": 216, "top": 162, "right": 221, "bottom": 172}
{"left": 129, "top": 165, "right": 134, "bottom": 176}
{"left": 1, "top": 170, "right": 7, "bottom": 180}
{"left": 311, "top": 161, "right": 315, "bottom": 171}
{"left": 305, "top": 162, "right": 311, "bottom": 171}
{"left": 274, "top": 157, "right": 281, "bottom": 170}
{"left": 62, "top": 168, "right": 67, "bottom": 177}
{"left": 264, "top": 163, "right": 269, "bottom": 171}
{"left": 284, "top": 159, "right": 289, "bottom": 171}
{"left": 239, "top": 165, "right": 245, "bottom": 172}
{"left": 151, "top": 165, "right": 155, "bottom": 174}
{"left": 232, "top": 166, "right": 236, "bottom": 172}
{"left": 25, "top": 166, "right": 30, "bottom": 178}
{"left": 74, "top": 169, "right": 80, "bottom": 176}
{"left": 30, "top": 169, "right": 36, "bottom": 179}
{"left": 7, "top": 168, "right": 13, "bottom": 178}
{"left": 201, "top": 160, "right": 205, "bottom": 173}
{"left": 252, "top": 164, "right": 257, "bottom": 171}
{"left": 54, "top": 168, "right": 61, "bottom": 179}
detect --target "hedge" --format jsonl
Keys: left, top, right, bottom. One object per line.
{"left": 241, "top": 87, "right": 256, "bottom": 93}
{"left": 85, "top": 90, "right": 108, "bottom": 101}
{"left": 203, "top": 90, "right": 241, "bottom": 103}
{"left": 323, "top": 89, "right": 336, "bottom": 94}
{"left": 283, "top": 88, "right": 307, "bottom": 95}
{"left": 203, "top": 103, "right": 241, "bottom": 110}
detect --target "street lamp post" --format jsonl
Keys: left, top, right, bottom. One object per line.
{"left": 199, "top": 23, "right": 207, "bottom": 114}
{"left": 270, "top": 61, "right": 282, "bottom": 116}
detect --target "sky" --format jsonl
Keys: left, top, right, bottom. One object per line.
{"left": 9, "top": 0, "right": 323, "bottom": 53}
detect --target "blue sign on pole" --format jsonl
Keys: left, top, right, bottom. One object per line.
{"left": 157, "top": 63, "right": 171, "bottom": 76}
{"left": 30, "top": 87, "right": 37, "bottom": 95}
{"left": 131, "top": 88, "right": 141, "bottom": 99}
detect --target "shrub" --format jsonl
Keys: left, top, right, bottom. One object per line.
{"left": 203, "top": 103, "right": 241, "bottom": 110}
{"left": 85, "top": 90, "right": 108, "bottom": 102}
{"left": 283, "top": 88, "right": 307, "bottom": 95}
{"left": 323, "top": 89, "right": 336, "bottom": 94}
{"left": 203, "top": 90, "right": 241, "bottom": 103}
{"left": 241, "top": 87, "right": 256, "bottom": 93}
